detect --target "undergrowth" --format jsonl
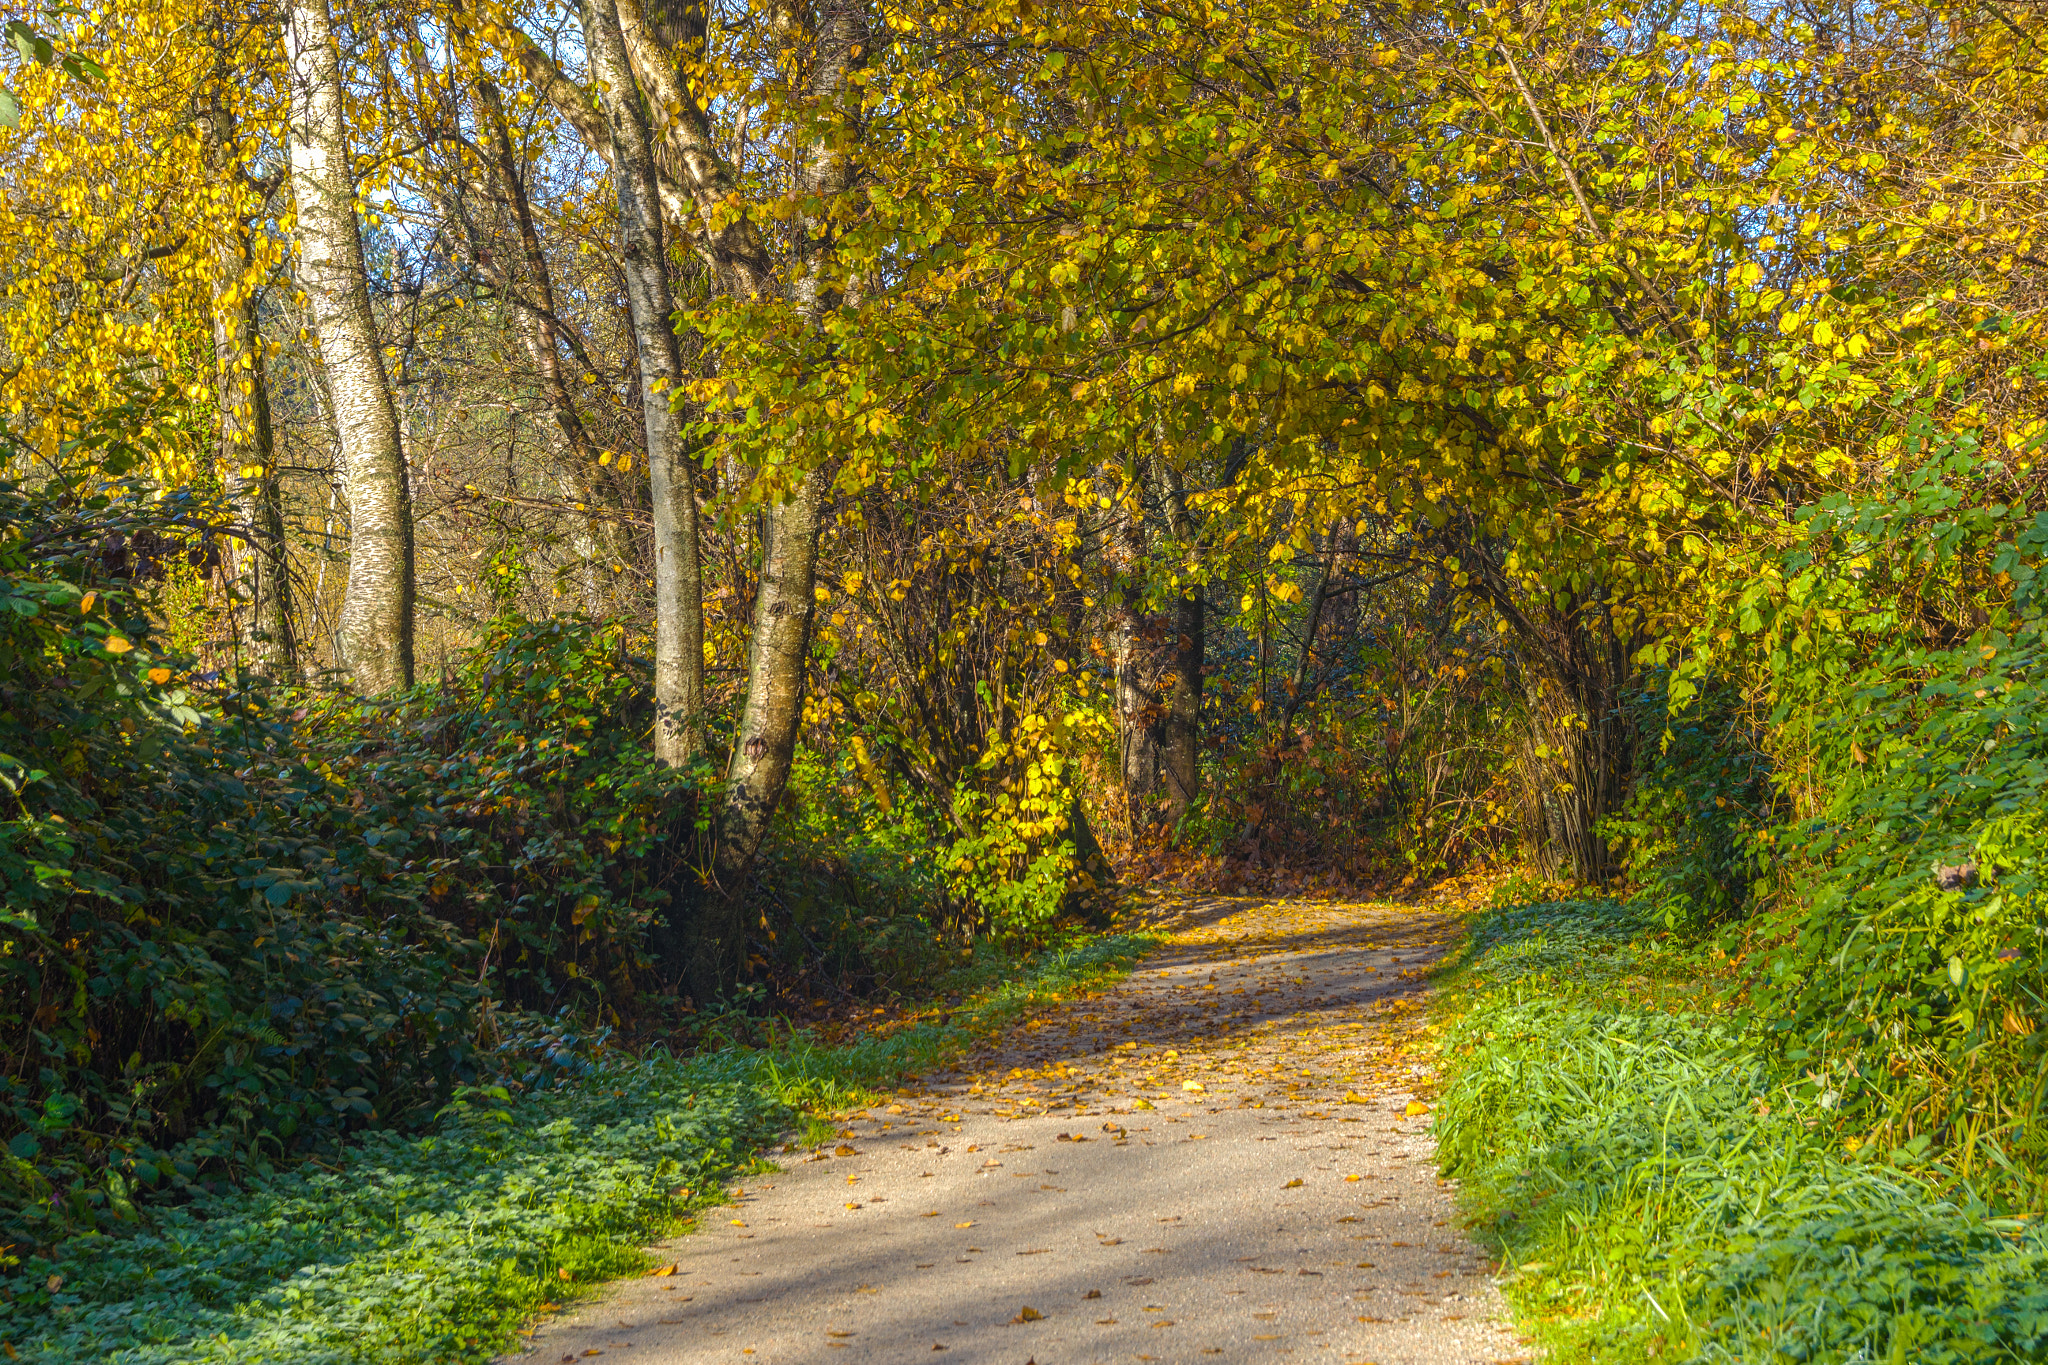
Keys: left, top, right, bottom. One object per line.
{"left": 1434, "top": 895, "right": 2048, "bottom": 1363}
{"left": 0, "top": 931, "right": 1157, "bottom": 1364}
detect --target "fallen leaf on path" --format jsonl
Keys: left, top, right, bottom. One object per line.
{"left": 1282, "top": 1178, "right": 1303, "bottom": 1188}
{"left": 1182, "top": 1081, "right": 1205, "bottom": 1092}
{"left": 1345, "top": 1174, "right": 1362, "bottom": 1182}
{"left": 649, "top": 1264, "right": 677, "bottom": 1277}
{"left": 954, "top": 1221, "right": 975, "bottom": 1228}
{"left": 1405, "top": 1101, "right": 1430, "bottom": 1116}
{"left": 1011, "top": 1306, "right": 1045, "bottom": 1323}
{"left": 834, "top": 1144, "right": 858, "bottom": 1156}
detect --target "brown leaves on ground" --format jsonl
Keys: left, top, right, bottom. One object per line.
{"left": 857, "top": 877, "right": 1497, "bottom": 1141}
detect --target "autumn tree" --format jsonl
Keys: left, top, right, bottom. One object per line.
{"left": 285, "top": 0, "right": 414, "bottom": 692}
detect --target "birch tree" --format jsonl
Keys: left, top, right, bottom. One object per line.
{"left": 580, "top": 0, "right": 704, "bottom": 763}
{"left": 284, "top": 0, "right": 413, "bottom": 692}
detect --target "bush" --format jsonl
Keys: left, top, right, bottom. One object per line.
{"left": 0, "top": 474, "right": 495, "bottom": 1253}
{"left": 1436, "top": 897, "right": 2048, "bottom": 1363}
{"left": 1600, "top": 672, "right": 1776, "bottom": 932}
{"left": 1724, "top": 459, "right": 2048, "bottom": 1192}
{"left": 0, "top": 467, "right": 722, "bottom": 1255}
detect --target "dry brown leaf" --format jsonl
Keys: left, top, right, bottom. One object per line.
{"left": 1011, "top": 1306, "right": 1045, "bottom": 1323}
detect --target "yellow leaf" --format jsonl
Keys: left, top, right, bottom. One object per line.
{"left": 1182, "top": 1080, "right": 1204, "bottom": 1092}
{"left": 147, "top": 667, "right": 172, "bottom": 684}
{"left": 103, "top": 636, "right": 134, "bottom": 654}
{"left": 1405, "top": 1101, "right": 1430, "bottom": 1116}
{"left": 1011, "top": 1306, "right": 1044, "bottom": 1323}
{"left": 1283, "top": 1177, "right": 1303, "bottom": 1188}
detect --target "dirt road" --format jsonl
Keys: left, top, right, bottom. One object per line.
{"left": 509, "top": 893, "right": 1530, "bottom": 1365}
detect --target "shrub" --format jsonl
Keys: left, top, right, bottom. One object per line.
{"left": 0, "top": 467, "right": 719, "bottom": 1255}
{"left": 1436, "top": 897, "right": 2048, "bottom": 1364}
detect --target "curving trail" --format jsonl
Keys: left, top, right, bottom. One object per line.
{"left": 509, "top": 892, "right": 1532, "bottom": 1365}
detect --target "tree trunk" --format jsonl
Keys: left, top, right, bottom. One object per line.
{"left": 714, "top": 0, "right": 864, "bottom": 885}
{"left": 285, "top": 0, "right": 413, "bottom": 693}
{"left": 1460, "top": 539, "right": 1634, "bottom": 883}
{"left": 1154, "top": 457, "right": 1202, "bottom": 829}
{"left": 716, "top": 468, "right": 826, "bottom": 877}
{"left": 200, "top": 94, "right": 297, "bottom": 680}
{"left": 1113, "top": 497, "right": 1162, "bottom": 832}
{"left": 216, "top": 290, "right": 298, "bottom": 678}
{"left": 582, "top": 0, "right": 703, "bottom": 762}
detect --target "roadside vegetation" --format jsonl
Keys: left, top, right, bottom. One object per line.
{"left": 1436, "top": 890, "right": 2048, "bottom": 1364}
{"left": 6, "top": 0, "right": 2048, "bottom": 1359}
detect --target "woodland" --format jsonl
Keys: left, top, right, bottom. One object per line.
{"left": 1, "top": 0, "right": 2047, "bottom": 1357}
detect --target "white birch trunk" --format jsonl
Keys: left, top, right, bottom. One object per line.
{"left": 582, "top": 0, "right": 704, "bottom": 762}
{"left": 285, "top": 0, "right": 413, "bottom": 693}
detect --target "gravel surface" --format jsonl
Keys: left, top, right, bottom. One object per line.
{"left": 507, "top": 892, "right": 1533, "bottom": 1365}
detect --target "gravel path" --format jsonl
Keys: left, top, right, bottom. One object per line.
{"left": 507, "top": 892, "right": 1531, "bottom": 1365}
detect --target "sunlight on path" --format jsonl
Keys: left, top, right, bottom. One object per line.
{"left": 509, "top": 890, "right": 1534, "bottom": 1365}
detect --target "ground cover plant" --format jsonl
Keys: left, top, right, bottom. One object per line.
{"left": 1434, "top": 893, "right": 2048, "bottom": 1363}
{"left": 0, "top": 931, "right": 1157, "bottom": 1364}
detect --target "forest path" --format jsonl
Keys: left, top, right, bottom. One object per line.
{"left": 511, "top": 891, "right": 1531, "bottom": 1365}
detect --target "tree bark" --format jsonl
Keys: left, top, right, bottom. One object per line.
{"left": 1112, "top": 496, "right": 1163, "bottom": 832}
{"left": 714, "top": 0, "right": 864, "bottom": 884}
{"left": 615, "top": 0, "right": 779, "bottom": 300}
{"left": 285, "top": 0, "right": 412, "bottom": 693}
{"left": 199, "top": 93, "right": 297, "bottom": 680}
{"left": 581, "top": 0, "right": 704, "bottom": 762}
{"left": 1156, "top": 459, "right": 1202, "bottom": 829}
{"left": 716, "top": 469, "right": 826, "bottom": 875}
{"left": 1459, "top": 538, "right": 1634, "bottom": 883}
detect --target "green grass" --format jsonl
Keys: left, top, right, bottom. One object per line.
{"left": 1432, "top": 897, "right": 2048, "bottom": 1363}
{"left": 0, "top": 931, "right": 1160, "bottom": 1364}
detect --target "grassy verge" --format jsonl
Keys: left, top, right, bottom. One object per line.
{"left": 1431, "top": 896, "right": 2048, "bottom": 1363}
{"left": 0, "top": 930, "right": 1160, "bottom": 1365}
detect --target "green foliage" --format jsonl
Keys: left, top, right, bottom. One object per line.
{"left": 0, "top": 463, "right": 718, "bottom": 1255}
{"left": 0, "top": 929, "right": 1159, "bottom": 1364}
{"left": 0, "top": 476, "right": 488, "bottom": 1252}
{"left": 304, "top": 615, "right": 710, "bottom": 1014}
{"left": 776, "top": 737, "right": 1092, "bottom": 952}
{"left": 1436, "top": 897, "right": 2048, "bottom": 1364}
{"left": 1601, "top": 674, "right": 1777, "bottom": 932}
{"left": 0, "top": 1050, "right": 776, "bottom": 1364}
{"left": 1710, "top": 446, "right": 2048, "bottom": 1192}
